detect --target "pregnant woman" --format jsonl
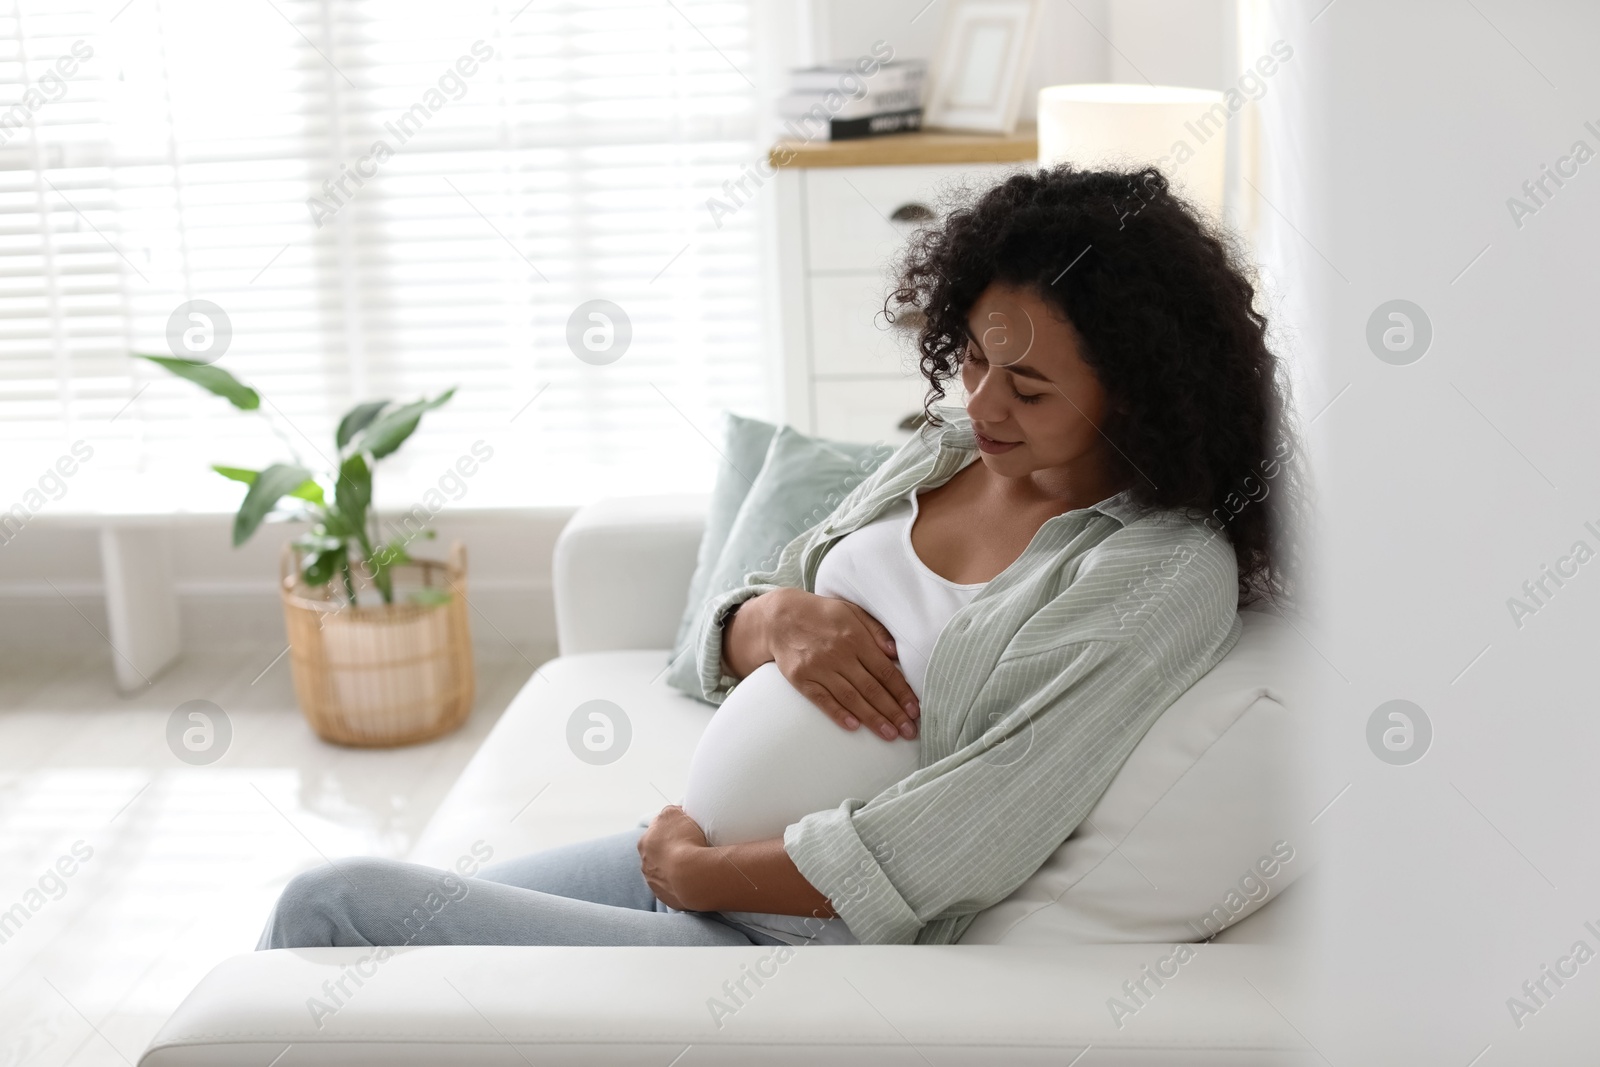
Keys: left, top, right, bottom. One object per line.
{"left": 257, "top": 164, "right": 1299, "bottom": 952}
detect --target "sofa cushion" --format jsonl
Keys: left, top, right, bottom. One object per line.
{"left": 553, "top": 495, "right": 708, "bottom": 655}
{"left": 959, "top": 609, "right": 1312, "bottom": 945}
{"left": 416, "top": 614, "right": 1309, "bottom": 946}
{"left": 409, "top": 651, "right": 714, "bottom": 868}
{"left": 142, "top": 943, "right": 1307, "bottom": 1066}
{"left": 665, "top": 413, "right": 777, "bottom": 672}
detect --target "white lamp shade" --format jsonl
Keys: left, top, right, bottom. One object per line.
{"left": 1037, "top": 83, "right": 1229, "bottom": 219}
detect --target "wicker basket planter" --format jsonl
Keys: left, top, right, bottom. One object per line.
{"left": 280, "top": 542, "right": 475, "bottom": 747}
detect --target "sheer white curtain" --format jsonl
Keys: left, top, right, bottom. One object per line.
{"left": 1236, "top": 0, "right": 1322, "bottom": 428}
{"left": 0, "top": 0, "right": 770, "bottom": 505}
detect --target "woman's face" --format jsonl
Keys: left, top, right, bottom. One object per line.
{"left": 958, "top": 281, "right": 1116, "bottom": 484}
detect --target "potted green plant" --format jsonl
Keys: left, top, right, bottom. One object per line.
{"left": 138, "top": 354, "right": 474, "bottom": 747}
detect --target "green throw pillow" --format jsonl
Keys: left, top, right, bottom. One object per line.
{"left": 667, "top": 412, "right": 778, "bottom": 672}
{"left": 666, "top": 424, "right": 894, "bottom": 700}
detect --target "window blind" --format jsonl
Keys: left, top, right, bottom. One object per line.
{"left": 0, "top": 0, "right": 769, "bottom": 507}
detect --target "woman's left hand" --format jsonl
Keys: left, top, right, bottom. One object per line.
{"left": 638, "top": 805, "right": 710, "bottom": 911}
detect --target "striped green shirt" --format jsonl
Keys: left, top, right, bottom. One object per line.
{"left": 695, "top": 410, "right": 1242, "bottom": 946}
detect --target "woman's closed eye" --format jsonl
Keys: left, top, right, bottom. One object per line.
{"left": 963, "top": 347, "right": 1047, "bottom": 404}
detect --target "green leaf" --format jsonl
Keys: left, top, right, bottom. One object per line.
{"left": 317, "top": 508, "right": 355, "bottom": 539}
{"left": 302, "top": 546, "right": 347, "bottom": 587}
{"left": 408, "top": 587, "right": 452, "bottom": 607}
{"left": 335, "top": 454, "right": 372, "bottom": 539}
{"left": 352, "top": 388, "right": 455, "bottom": 460}
{"left": 369, "top": 536, "right": 412, "bottom": 571}
{"left": 336, "top": 400, "right": 391, "bottom": 450}
{"left": 232, "top": 463, "right": 313, "bottom": 546}
{"left": 138, "top": 354, "right": 260, "bottom": 411}
{"left": 212, "top": 465, "right": 259, "bottom": 485}
{"left": 289, "top": 479, "right": 325, "bottom": 506}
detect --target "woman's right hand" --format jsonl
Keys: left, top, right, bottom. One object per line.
{"left": 725, "top": 587, "right": 919, "bottom": 741}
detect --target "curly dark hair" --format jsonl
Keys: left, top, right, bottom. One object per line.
{"left": 886, "top": 163, "right": 1302, "bottom": 606}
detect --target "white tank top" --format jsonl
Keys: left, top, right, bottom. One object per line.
{"left": 681, "top": 489, "right": 986, "bottom": 944}
{"left": 812, "top": 491, "right": 985, "bottom": 698}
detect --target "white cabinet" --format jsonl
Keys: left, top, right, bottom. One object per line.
{"left": 806, "top": 272, "right": 911, "bottom": 378}
{"left": 769, "top": 133, "right": 1036, "bottom": 445}
{"left": 811, "top": 376, "right": 933, "bottom": 443}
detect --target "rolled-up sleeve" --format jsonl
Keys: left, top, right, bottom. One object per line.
{"left": 783, "top": 526, "right": 1243, "bottom": 945}
{"left": 693, "top": 540, "right": 800, "bottom": 705}
{"left": 694, "top": 581, "right": 782, "bottom": 705}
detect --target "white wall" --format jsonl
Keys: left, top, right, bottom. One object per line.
{"left": 811, "top": 0, "right": 1236, "bottom": 115}
{"left": 807, "top": 0, "right": 1109, "bottom": 121}
{"left": 1106, "top": 0, "right": 1235, "bottom": 89}
{"left": 0, "top": 511, "right": 566, "bottom": 666}
{"left": 1254, "top": 0, "right": 1600, "bottom": 1060}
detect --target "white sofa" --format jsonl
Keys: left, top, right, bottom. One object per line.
{"left": 140, "top": 494, "right": 1317, "bottom": 1066}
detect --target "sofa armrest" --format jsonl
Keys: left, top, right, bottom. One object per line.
{"left": 552, "top": 494, "right": 708, "bottom": 655}
{"left": 139, "top": 945, "right": 1312, "bottom": 1066}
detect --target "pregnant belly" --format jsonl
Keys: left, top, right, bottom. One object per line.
{"left": 682, "top": 662, "right": 919, "bottom": 846}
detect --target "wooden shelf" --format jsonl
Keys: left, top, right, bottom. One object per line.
{"left": 770, "top": 124, "right": 1038, "bottom": 169}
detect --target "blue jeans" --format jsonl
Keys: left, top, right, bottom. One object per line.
{"left": 255, "top": 829, "right": 783, "bottom": 949}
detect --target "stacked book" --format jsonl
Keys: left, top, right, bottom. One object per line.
{"left": 776, "top": 59, "right": 927, "bottom": 142}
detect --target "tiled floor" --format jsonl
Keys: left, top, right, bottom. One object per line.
{"left": 0, "top": 642, "right": 538, "bottom": 1067}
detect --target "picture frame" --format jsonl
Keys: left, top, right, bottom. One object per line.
{"left": 923, "top": 0, "right": 1043, "bottom": 134}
